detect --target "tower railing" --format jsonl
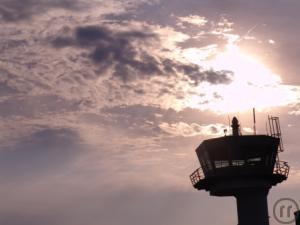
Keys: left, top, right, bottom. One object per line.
{"left": 190, "top": 167, "right": 204, "bottom": 186}
{"left": 273, "top": 160, "right": 290, "bottom": 177}
{"left": 190, "top": 160, "right": 289, "bottom": 186}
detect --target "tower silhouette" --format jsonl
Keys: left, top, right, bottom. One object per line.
{"left": 190, "top": 116, "right": 289, "bottom": 225}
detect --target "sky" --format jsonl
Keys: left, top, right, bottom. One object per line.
{"left": 1, "top": 0, "right": 300, "bottom": 225}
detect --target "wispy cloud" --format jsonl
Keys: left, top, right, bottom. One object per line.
{"left": 159, "top": 122, "right": 226, "bottom": 137}
{"left": 177, "top": 15, "right": 207, "bottom": 28}
{"left": 0, "top": 0, "right": 85, "bottom": 22}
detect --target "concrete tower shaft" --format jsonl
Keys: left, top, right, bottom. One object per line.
{"left": 235, "top": 188, "right": 270, "bottom": 225}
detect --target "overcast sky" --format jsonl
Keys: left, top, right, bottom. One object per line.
{"left": 1, "top": 1, "right": 300, "bottom": 225}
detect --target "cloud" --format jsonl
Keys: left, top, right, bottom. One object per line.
{"left": 51, "top": 25, "right": 162, "bottom": 82}
{"left": 159, "top": 122, "right": 226, "bottom": 137}
{"left": 52, "top": 24, "right": 233, "bottom": 86}
{"left": 186, "top": 68, "right": 233, "bottom": 85}
{"left": 0, "top": 0, "right": 85, "bottom": 22}
{"left": 0, "top": 81, "right": 18, "bottom": 96}
{"left": 242, "top": 127, "right": 254, "bottom": 134}
{"left": 0, "top": 2, "right": 238, "bottom": 115}
{"left": 0, "top": 95, "right": 80, "bottom": 118}
{"left": 177, "top": 15, "right": 207, "bottom": 28}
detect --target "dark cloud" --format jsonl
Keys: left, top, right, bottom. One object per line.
{"left": 75, "top": 26, "right": 160, "bottom": 81}
{"left": 52, "top": 25, "right": 161, "bottom": 81}
{"left": 0, "top": 0, "right": 85, "bottom": 22}
{"left": 75, "top": 26, "right": 112, "bottom": 45}
{"left": 52, "top": 25, "right": 232, "bottom": 85}
{"left": 203, "top": 70, "right": 233, "bottom": 84}
{"left": 162, "top": 59, "right": 233, "bottom": 85}
{"left": 177, "top": 65, "right": 233, "bottom": 85}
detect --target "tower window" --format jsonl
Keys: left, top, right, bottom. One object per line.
{"left": 232, "top": 160, "right": 245, "bottom": 166}
{"left": 247, "top": 157, "right": 262, "bottom": 166}
{"left": 214, "top": 160, "right": 229, "bottom": 168}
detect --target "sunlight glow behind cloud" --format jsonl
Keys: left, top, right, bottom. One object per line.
{"left": 183, "top": 43, "right": 300, "bottom": 113}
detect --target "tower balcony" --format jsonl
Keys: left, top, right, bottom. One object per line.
{"left": 273, "top": 160, "right": 290, "bottom": 177}
{"left": 190, "top": 160, "right": 289, "bottom": 190}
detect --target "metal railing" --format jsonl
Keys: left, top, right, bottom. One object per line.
{"left": 190, "top": 160, "right": 289, "bottom": 186}
{"left": 190, "top": 167, "right": 204, "bottom": 186}
{"left": 273, "top": 160, "right": 290, "bottom": 177}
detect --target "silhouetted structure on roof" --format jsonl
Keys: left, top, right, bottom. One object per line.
{"left": 295, "top": 211, "right": 300, "bottom": 225}
{"left": 190, "top": 116, "right": 289, "bottom": 225}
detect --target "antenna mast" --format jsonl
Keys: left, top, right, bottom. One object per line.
{"left": 253, "top": 108, "right": 256, "bottom": 135}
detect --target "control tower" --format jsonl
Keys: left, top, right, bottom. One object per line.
{"left": 190, "top": 116, "right": 289, "bottom": 225}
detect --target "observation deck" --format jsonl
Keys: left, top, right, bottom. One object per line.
{"left": 189, "top": 134, "right": 289, "bottom": 196}
{"left": 190, "top": 160, "right": 289, "bottom": 191}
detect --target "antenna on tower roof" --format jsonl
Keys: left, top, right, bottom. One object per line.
{"left": 253, "top": 108, "right": 256, "bottom": 135}
{"left": 227, "top": 115, "right": 230, "bottom": 132}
